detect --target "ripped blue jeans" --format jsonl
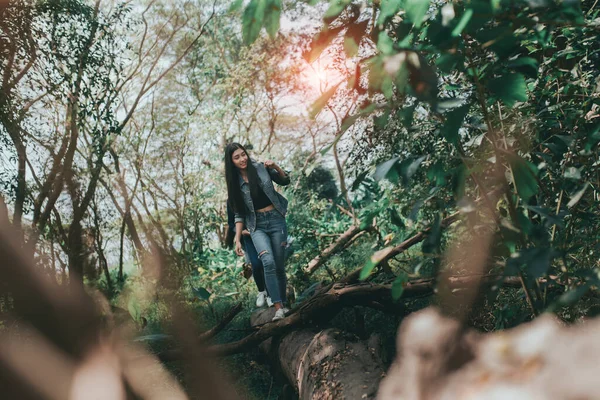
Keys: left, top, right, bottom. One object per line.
{"left": 250, "top": 209, "right": 288, "bottom": 304}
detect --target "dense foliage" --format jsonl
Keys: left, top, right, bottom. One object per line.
{"left": 238, "top": 0, "right": 600, "bottom": 320}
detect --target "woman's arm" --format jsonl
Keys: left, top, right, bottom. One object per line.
{"left": 264, "top": 160, "right": 290, "bottom": 186}
{"left": 234, "top": 221, "right": 244, "bottom": 256}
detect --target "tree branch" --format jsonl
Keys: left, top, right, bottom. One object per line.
{"left": 306, "top": 225, "right": 369, "bottom": 274}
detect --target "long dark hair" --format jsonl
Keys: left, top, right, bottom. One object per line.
{"left": 224, "top": 142, "right": 260, "bottom": 215}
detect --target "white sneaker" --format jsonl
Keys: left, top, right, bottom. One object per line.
{"left": 266, "top": 296, "right": 273, "bottom": 307}
{"left": 282, "top": 307, "right": 290, "bottom": 314}
{"left": 256, "top": 291, "right": 267, "bottom": 308}
{"left": 272, "top": 308, "right": 286, "bottom": 321}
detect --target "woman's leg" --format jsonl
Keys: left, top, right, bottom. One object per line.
{"left": 267, "top": 213, "right": 288, "bottom": 305}
{"left": 251, "top": 227, "right": 283, "bottom": 305}
{"left": 243, "top": 236, "right": 266, "bottom": 293}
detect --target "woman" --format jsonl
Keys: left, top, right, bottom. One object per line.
{"left": 224, "top": 143, "right": 290, "bottom": 321}
{"left": 226, "top": 200, "right": 271, "bottom": 308}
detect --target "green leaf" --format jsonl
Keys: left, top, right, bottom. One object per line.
{"left": 377, "top": 0, "right": 403, "bottom": 25}
{"left": 344, "top": 36, "right": 359, "bottom": 57}
{"left": 404, "top": 0, "right": 430, "bottom": 27}
{"left": 344, "top": 19, "right": 369, "bottom": 58}
{"left": 309, "top": 81, "right": 342, "bottom": 118}
{"left": 509, "top": 155, "right": 538, "bottom": 202}
{"left": 374, "top": 109, "right": 390, "bottom": 128}
{"left": 264, "top": 0, "right": 282, "bottom": 38}
{"left": 422, "top": 213, "right": 442, "bottom": 254}
{"left": 549, "top": 283, "right": 591, "bottom": 311}
{"left": 373, "top": 154, "right": 426, "bottom": 185}
{"left": 382, "top": 75, "right": 394, "bottom": 99}
{"left": 397, "top": 104, "right": 416, "bottom": 127}
{"left": 359, "top": 209, "right": 377, "bottom": 230}
{"left": 506, "top": 57, "right": 539, "bottom": 78}
{"left": 452, "top": 164, "right": 466, "bottom": 199}
{"left": 475, "top": 27, "right": 518, "bottom": 58}
{"left": 526, "top": 249, "right": 553, "bottom": 279}
{"left": 391, "top": 272, "right": 409, "bottom": 300}
{"left": 324, "top": 0, "right": 351, "bottom": 20}
{"left": 351, "top": 169, "right": 370, "bottom": 191}
{"left": 441, "top": 103, "right": 470, "bottom": 145}
{"left": 397, "top": 155, "right": 427, "bottom": 184}
{"left": 242, "top": 0, "right": 268, "bottom": 45}
{"left": 127, "top": 297, "right": 141, "bottom": 322}
{"left": 320, "top": 142, "right": 334, "bottom": 156}
{"left": 229, "top": 0, "right": 244, "bottom": 12}
{"left": 436, "top": 53, "right": 464, "bottom": 73}
{"left": 389, "top": 207, "right": 406, "bottom": 228}
{"left": 305, "top": 25, "right": 345, "bottom": 63}
{"left": 451, "top": 8, "right": 473, "bottom": 36}
{"left": 408, "top": 198, "right": 425, "bottom": 223}
{"left": 427, "top": 161, "right": 446, "bottom": 186}
{"left": 340, "top": 103, "right": 378, "bottom": 132}
{"left": 526, "top": 206, "right": 565, "bottom": 228}
{"left": 567, "top": 183, "right": 589, "bottom": 208}
{"left": 192, "top": 286, "right": 212, "bottom": 300}
{"left": 487, "top": 73, "right": 528, "bottom": 108}
{"left": 515, "top": 207, "right": 533, "bottom": 235}
{"left": 360, "top": 246, "right": 396, "bottom": 280}
{"left": 374, "top": 157, "right": 400, "bottom": 183}
{"left": 377, "top": 31, "right": 395, "bottom": 55}
{"left": 506, "top": 247, "right": 555, "bottom": 284}
{"left": 367, "top": 56, "right": 385, "bottom": 94}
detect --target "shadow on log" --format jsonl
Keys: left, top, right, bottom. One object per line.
{"left": 251, "top": 308, "right": 386, "bottom": 400}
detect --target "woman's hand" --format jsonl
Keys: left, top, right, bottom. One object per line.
{"left": 235, "top": 240, "right": 244, "bottom": 256}
{"left": 264, "top": 160, "right": 277, "bottom": 169}
{"left": 241, "top": 229, "right": 251, "bottom": 236}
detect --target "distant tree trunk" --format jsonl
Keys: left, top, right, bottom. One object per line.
{"left": 49, "top": 239, "right": 58, "bottom": 284}
{"left": 92, "top": 199, "right": 112, "bottom": 292}
{"left": 12, "top": 136, "right": 26, "bottom": 230}
{"left": 67, "top": 220, "right": 84, "bottom": 287}
{"left": 0, "top": 195, "right": 8, "bottom": 225}
{"left": 99, "top": 175, "right": 146, "bottom": 260}
{"left": 118, "top": 214, "right": 126, "bottom": 282}
{"left": 66, "top": 150, "right": 105, "bottom": 287}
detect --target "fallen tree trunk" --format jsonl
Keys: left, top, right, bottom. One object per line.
{"left": 207, "top": 283, "right": 400, "bottom": 356}
{"left": 207, "top": 275, "right": 524, "bottom": 356}
{"left": 242, "top": 273, "right": 524, "bottom": 399}
{"left": 250, "top": 309, "right": 386, "bottom": 400}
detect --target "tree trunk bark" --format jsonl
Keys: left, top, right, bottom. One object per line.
{"left": 67, "top": 219, "right": 84, "bottom": 288}
{"left": 250, "top": 309, "right": 386, "bottom": 400}
{"left": 118, "top": 214, "right": 126, "bottom": 282}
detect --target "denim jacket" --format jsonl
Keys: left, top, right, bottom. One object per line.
{"left": 234, "top": 161, "right": 290, "bottom": 232}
